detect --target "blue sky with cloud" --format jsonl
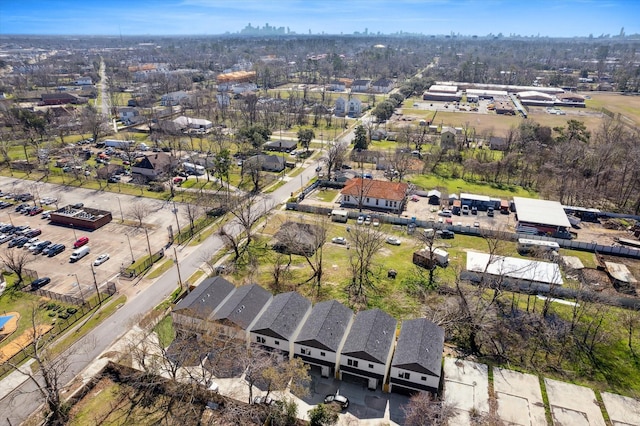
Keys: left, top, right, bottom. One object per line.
{"left": 1, "top": 0, "right": 637, "bottom": 37}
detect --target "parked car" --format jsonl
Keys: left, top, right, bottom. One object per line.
{"left": 471, "top": 206, "right": 478, "bottom": 215}
{"left": 31, "top": 240, "right": 51, "bottom": 254}
{"left": 461, "top": 205, "right": 470, "bottom": 215}
{"left": 0, "top": 234, "right": 13, "bottom": 243}
{"left": 436, "top": 230, "right": 455, "bottom": 239}
{"left": 331, "top": 237, "right": 347, "bottom": 245}
{"left": 71, "top": 203, "right": 84, "bottom": 209}
{"left": 487, "top": 207, "right": 495, "bottom": 217}
{"left": 356, "top": 215, "right": 365, "bottom": 225}
{"left": 253, "top": 396, "right": 277, "bottom": 406}
{"left": 438, "top": 209, "right": 453, "bottom": 217}
{"left": 73, "top": 236, "right": 89, "bottom": 248}
{"left": 372, "top": 218, "right": 380, "bottom": 227}
{"left": 47, "top": 244, "right": 66, "bottom": 257}
{"left": 25, "top": 229, "right": 42, "bottom": 238}
{"left": 13, "top": 237, "right": 29, "bottom": 248}
{"left": 42, "top": 211, "right": 51, "bottom": 219}
{"left": 364, "top": 215, "right": 372, "bottom": 225}
{"left": 386, "top": 237, "right": 401, "bottom": 246}
{"left": 30, "top": 277, "right": 51, "bottom": 291}
{"left": 93, "top": 253, "right": 110, "bottom": 266}
{"left": 324, "top": 394, "right": 349, "bottom": 410}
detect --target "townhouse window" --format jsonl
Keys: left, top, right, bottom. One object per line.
{"left": 369, "top": 364, "right": 374, "bottom": 369}
{"left": 274, "top": 340, "right": 280, "bottom": 345}
{"left": 320, "top": 352, "right": 326, "bottom": 357}
{"left": 301, "top": 348, "right": 308, "bottom": 355}
{"left": 366, "top": 197, "right": 370, "bottom": 203}
{"left": 347, "top": 359, "right": 358, "bottom": 368}
{"left": 421, "top": 376, "right": 427, "bottom": 381}
{"left": 256, "top": 336, "right": 265, "bottom": 344}
{"left": 375, "top": 199, "right": 379, "bottom": 206}
{"left": 344, "top": 195, "right": 349, "bottom": 202}
{"left": 398, "top": 372, "right": 410, "bottom": 379}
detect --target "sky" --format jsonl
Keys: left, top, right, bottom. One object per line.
{"left": 1, "top": 0, "right": 638, "bottom": 38}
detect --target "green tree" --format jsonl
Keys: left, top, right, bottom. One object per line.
{"left": 353, "top": 124, "right": 368, "bottom": 150}
{"left": 214, "top": 148, "right": 231, "bottom": 195}
{"left": 239, "top": 125, "right": 272, "bottom": 150}
{"left": 297, "top": 128, "right": 315, "bottom": 152}
{"left": 308, "top": 403, "right": 339, "bottom": 426}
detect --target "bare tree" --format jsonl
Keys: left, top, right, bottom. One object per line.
{"left": 322, "top": 142, "right": 349, "bottom": 180}
{"left": 219, "top": 193, "right": 269, "bottom": 262}
{"left": 346, "top": 224, "right": 386, "bottom": 308}
{"left": 5, "top": 307, "right": 91, "bottom": 425}
{"left": 184, "top": 202, "right": 205, "bottom": 236}
{"left": 402, "top": 392, "right": 454, "bottom": 426}
{"left": 127, "top": 201, "right": 151, "bottom": 228}
{"left": 0, "top": 248, "right": 36, "bottom": 284}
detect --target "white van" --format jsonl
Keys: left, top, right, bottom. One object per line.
{"left": 69, "top": 245, "right": 90, "bottom": 262}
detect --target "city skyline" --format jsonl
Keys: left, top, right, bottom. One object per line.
{"left": 1, "top": 0, "right": 639, "bottom": 38}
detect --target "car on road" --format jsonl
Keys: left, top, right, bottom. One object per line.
{"left": 331, "top": 237, "right": 347, "bottom": 245}
{"left": 94, "top": 253, "right": 110, "bottom": 266}
{"left": 386, "top": 237, "right": 401, "bottom": 246}
{"left": 356, "top": 215, "right": 365, "bottom": 225}
{"left": 30, "top": 277, "right": 51, "bottom": 291}
{"left": 324, "top": 394, "right": 349, "bottom": 410}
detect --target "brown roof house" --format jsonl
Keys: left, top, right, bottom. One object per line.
{"left": 340, "top": 178, "right": 408, "bottom": 214}
{"left": 131, "top": 152, "right": 177, "bottom": 180}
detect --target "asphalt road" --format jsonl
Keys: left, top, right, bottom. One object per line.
{"left": 0, "top": 157, "right": 320, "bottom": 425}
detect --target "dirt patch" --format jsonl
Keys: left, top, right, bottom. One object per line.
{"left": 0, "top": 324, "right": 52, "bottom": 362}
{"left": 0, "top": 311, "right": 20, "bottom": 341}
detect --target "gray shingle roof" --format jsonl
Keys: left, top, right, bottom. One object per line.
{"left": 251, "top": 292, "right": 311, "bottom": 340}
{"left": 392, "top": 318, "right": 444, "bottom": 376}
{"left": 173, "top": 276, "right": 235, "bottom": 319}
{"left": 341, "top": 309, "right": 397, "bottom": 364}
{"left": 295, "top": 300, "right": 353, "bottom": 352}
{"left": 213, "top": 284, "right": 272, "bottom": 330}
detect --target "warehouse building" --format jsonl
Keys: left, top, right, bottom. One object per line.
{"left": 513, "top": 197, "right": 572, "bottom": 239}
{"left": 50, "top": 205, "right": 112, "bottom": 230}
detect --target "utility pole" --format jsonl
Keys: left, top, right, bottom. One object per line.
{"left": 173, "top": 246, "right": 184, "bottom": 291}
{"left": 91, "top": 265, "right": 102, "bottom": 305}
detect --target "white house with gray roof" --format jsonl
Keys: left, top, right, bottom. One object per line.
{"left": 171, "top": 276, "right": 235, "bottom": 334}
{"left": 294, "top": 300, "right": 354, "bottom": 378}
{"left": 390, "top": 318, "right": 445, "bottom": 394}
{"left": 250, "top": 292, "right": 311, "bottom": 358}
{"left": 339, "top": 309, "right": 397, "bottom": 390}
{"left": 211, "top": 284, "right": 272, "bottom": 341}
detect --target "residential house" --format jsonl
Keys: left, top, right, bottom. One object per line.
{"left": 75, "top": 76, "right": 93, "bottom": 86}
{"left": 118, "top": 107, "right": 140, "bottom": 124}
{"left": 246, "top": 154, "right": 285, "bottom": 172}
{"left": 264, "top": 140, "right": 298, "bottom": 152}
{"left": 161, "top": 91, "right": 190, "bottom": 106}
{"left": 371, "top": 78, "right": 394, "bottom": 94}
{"left": 340, "top": 178, "right": 409, "bottom": 214}
{"left": 351, "top": 79, "right": 371, "bottom": 93}
{"left": 41, "top": 93, "right": 86, "bottom": 105}
{"left": 171, "top": 276, "right": 236, "bottom": 335}
{"left": 334, "top": 97, "right": 347, "bottom": 117}
{"left": 339, "top": 309, "right": 397, "bottom": 390}
{"left": 294, "top": 300, "right": 354, "bottom": 378}
{"left": 250, "top": 292, "right": 311, "bottom": 357}
{"left": 390, "top": 318, "right": 444, "bottom": 394}
{"left": 212, "top": 284, "right": 272, "bottom": 341}
{"left": 347, "top": 98, "right": 362, "bottom": 117}
{"left": 131, "top": 152, "right": 177, "bottom": 180}
{"left": 440, "top": 127, "right": 457, "bottom": 150}
{"left": 231, "top": 82, "right": 257, "bottom": 95}
{"left": 489, "top": 136, "right": 508, "bottom": 151}
{"left": 329, "top": 80, "right": 346, "bottom": 92}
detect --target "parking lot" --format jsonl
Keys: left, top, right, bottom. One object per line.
{"left": 0, "top": 177, "right": 190, "bottom": 299}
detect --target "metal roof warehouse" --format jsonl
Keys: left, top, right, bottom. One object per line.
{"left": 466, "top": 252, "right": 563, "bottom": 286}
{"left": 513, "top": 197, "right": 570, "bottom": 229}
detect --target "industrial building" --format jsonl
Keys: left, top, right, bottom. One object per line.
{"left": 50, "top": 205, "right": 112, "bottom": 230}
{"left": 423, "top": 84, "right": 461, "bottom": 102}
{"left": 513, "top": 197, "right": 572, "bottom": 239}
{"left": 465, "top": 252, "right": 564, "bottom": 286}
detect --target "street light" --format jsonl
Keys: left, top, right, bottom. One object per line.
{"left": 125, "top": 234, "right": 134, "bottom": 264}
{"left": 173, "top": 246, "right": 184, "bottom": 291}
{"left": 68, "top": 273, "right": 85, "bottom": 303}
{"left": 117, "top": 197, "right": 124, "bottom": 222}
{"left": 91, "top": 265, "right": 102, "bottom": 305}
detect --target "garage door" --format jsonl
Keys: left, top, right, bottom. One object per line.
{"left": 341, "top": 371, "right": 376, "bottom": 389}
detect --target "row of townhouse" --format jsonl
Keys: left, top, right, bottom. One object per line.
{"left": 172, "top": 277, "right": 444, "bottom": 394}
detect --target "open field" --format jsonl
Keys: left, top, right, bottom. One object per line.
{"left": 586, "top": 92, "right": 640, "bottom": 127}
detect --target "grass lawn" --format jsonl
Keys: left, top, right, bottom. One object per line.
{"left": 586, "top": 92, "right": 640, "bottom": 127}
{"left": 315, "top": 189, "right": 339, "bottom": 203}
{"left": 153, "top": 315, "right": 175, "bottom": 347}
{"left": 407, "top": 174, "right": 538, "bottom": 198}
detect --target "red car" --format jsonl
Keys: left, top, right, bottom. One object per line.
{"left": 73, "top": 236, "right": 89, "bottom": 248}
{"left": 173, "top": 177, "right": 185, "bottom": 185}
{"left": 29, "top": 207, "right": 43, "bottom": 216}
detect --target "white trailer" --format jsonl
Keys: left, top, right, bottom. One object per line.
{"left": 182, "top": 162, "right": 206, "bottom": 176}
{"left": 103, "top": 139, "right": 133, "bottom": 150}
{"left": 331, "top": 209, "right": 349, "bottom": 223}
